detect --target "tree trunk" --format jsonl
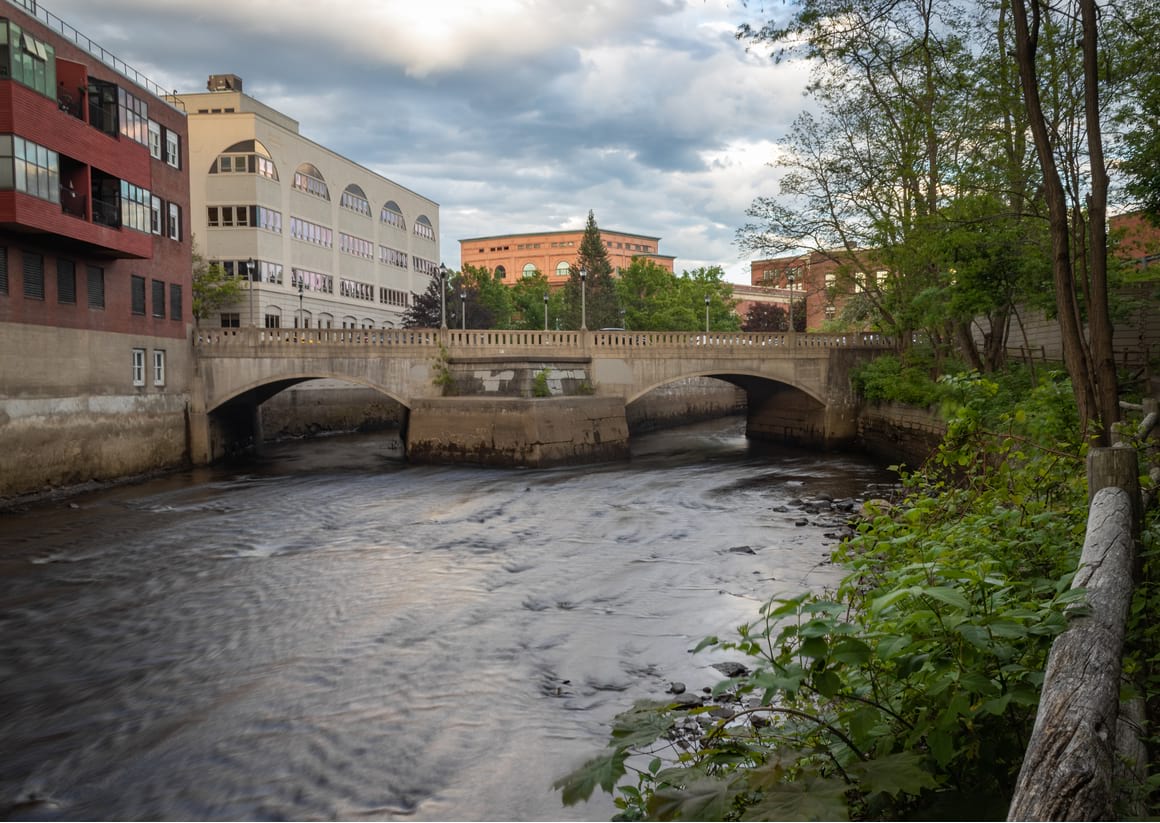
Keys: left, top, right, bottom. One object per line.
{"left": 1009, "top": 0, "right": 1101, "bottom": 438}
{"left": 1080, "top": 0, "right": 1121, "bottom": 441}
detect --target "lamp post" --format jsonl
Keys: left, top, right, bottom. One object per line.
{"left": 438, "top": 263, "right": 448, "bottom": 329}
{"left": 297, "top": 279, "right": 304, "bottom": 331}
{"left": 579, "top": 267, "right": 587, "bottom": 331}
{"left": 543, "top": 293, "right": 549, "bottom": 331}
{"left": 460, "top": 289, "right": 466, "bottom": 330}
{"left": 704, "top": 294, "right": 710, "bottom": 334}
{"left": 246, "top": 257, "right": 255, "bottom": 327}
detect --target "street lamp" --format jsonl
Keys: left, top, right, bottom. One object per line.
{"left": 579, "top": 267, "right": 587, "bottom": 331}
{"left": 297, "top": 279, "right": 304, "bottom": 331}
{"left": 460, "top": 289, "right": 467, "bottom": 330}
{"left": 438, "top": 262, "right": 448, "bottom": 329}
{"left": 246, "top": 257, "right": 255, "bottom": 327}
{"left": 704, "top": 294, "right": 710, "bottom": 334}
{"left": 543, "top": 293, "right": 549, "bottom": 331}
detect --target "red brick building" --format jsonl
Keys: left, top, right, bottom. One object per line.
{"left": 0, "top": 0, "right": 193, "bottom": 497}
{"left": 460, "top": 228, "right": 674, "bottom": 287}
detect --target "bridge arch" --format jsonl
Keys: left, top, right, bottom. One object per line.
{"left": 625, "top": 369, "right": 826, "bottom": 407}
{"left": 208, "top": 373, "right": 412, "bottom": 415}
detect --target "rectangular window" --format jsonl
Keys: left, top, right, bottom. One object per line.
{"left": 151, "top": 279, "right": 165, "bottom": 317}
{"left": 168, "top": 202, "right": 181, "bottom": 241}
{"left": 152, "top": 349, "right": 166, "bottom": 386}
{"left": 22, "top": 251, "right": 44, "bottom": 300}
{"left": 169, "top": 283, "right": 182, "bottom": 320}
{"left": 0, "top": 247, "right": 8, "bottom": 295}
{"left": 2, "top": 136, "right": 60, "bottom": 204}
{"left": 57, "top": 258, "right": 76, "bottom": 304}
{"left": 220, "top": 312, "right": 239, "bottom": 328}
{"left": 131, "top": 348, "right": 145, "bottom": 387}
{"left": 86, "top": 264, "right": 104, "bottom": 308}
{"left": 151, "top": 195, "right": 162, "bottom": 235}
{"left": 264, "top": 313, "right": 280, "bottom": 329}
{"left": 148, "top": 120, "right": 162, "bottom": 160}
{"left": 130, "top": 274, "right": 146, "bottom": 315}
{"left": 118, "top": 87, "right": 148, "bottom": 146}
{"left": 165, "top": 129, "right": 180, "bottom": 168}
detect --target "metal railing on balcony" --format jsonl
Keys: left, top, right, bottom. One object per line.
{"left": 91, "top": 196, "right": 119, "bottom": 229}
{"left": 4, "top": 0, "right": 183, "bottom": 111}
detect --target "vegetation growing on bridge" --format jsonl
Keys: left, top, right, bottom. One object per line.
{"left": 555, "top": 371, "right": 1160, "bottom": 819}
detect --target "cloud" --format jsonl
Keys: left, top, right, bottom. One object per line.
{"left": 42, "top": 0, "right": 810, "bottom": 283}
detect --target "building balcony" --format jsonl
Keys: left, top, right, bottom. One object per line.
{"left": 0, "top": 189, "right": 151, "bottom": 258}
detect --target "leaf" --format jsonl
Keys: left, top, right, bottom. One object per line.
{"left": 847, "top": 751, "right": 941, "bottom": 799}
{"left": 812, "top": 668, "right": 843, "bottom": 697}
{"left": 609, "top": 705, "right": 676, "bottom": 748}
{"left": 553, "top": 747, "right": 629, "bottom": 805}
{"left": 646, "top": 776, "right": 740, "bottom": 821}
{"left": 919, "top": 586, "right": 970, "bottom": 611}
{"left": 692, "top": 635, "right": 719, "bottom": 653}
{"left": 831, "top": 637, "right": 873, "bottom": 665}
{"left": 740, "top": 775, "right": 850, "bottom": 821}
{"left": 799, "top": 636, "right": 829, "bottom": 659}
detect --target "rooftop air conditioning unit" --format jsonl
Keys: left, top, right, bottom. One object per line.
{"left": 207, "top": 74, "right": 243, "bottom": 92}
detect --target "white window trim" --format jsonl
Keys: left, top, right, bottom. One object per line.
{"left": 152, "top": 349, "right": 166, "bottom": 386}
{"left": 131, "top": 348, "right": 145, "bottom": 387}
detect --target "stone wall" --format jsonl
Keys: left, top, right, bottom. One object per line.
{"left": 627, "top": 378, "right": 746, "bottom": 431}
{"left": 0, "top": 323, "right": 193, "bottom": 501}
{"left": 406, "top": 396, "right": 629, "bottom": 467}
{"left": 857, "top": 402, "right": 945, "bottom": 470}
{"left": 259, "top": 379, "right": 404, "bottom": 439}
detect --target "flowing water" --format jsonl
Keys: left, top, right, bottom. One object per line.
{"left": 0, "top": 417, "right": 895, "bottom": 821}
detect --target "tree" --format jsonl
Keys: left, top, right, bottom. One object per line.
{"left": 742, "top": 301, "right": 790, "bottom": 332}
{"left": 563, "top": 210, "right": 620, "bottom": 329}
{"left": 458, "top": 264, "right": 508, "bottom": 329}
{"left": 191, "top": 243, "right": 242, "bottom": 326}
{"left": 1009, "top": 0, "right": 1119, "bottom": 441}
{"left": 509, "top": 270, "right": 563, "bottom": 330}
{"left": 614, "top": 261, "right": 739, "bottom": 332}
{"left": 401, "top": 271, "right": 446, "bottom": 328}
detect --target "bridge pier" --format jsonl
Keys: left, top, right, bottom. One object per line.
{"left": 405, "top": 396, "right": 630, "bottom": 467}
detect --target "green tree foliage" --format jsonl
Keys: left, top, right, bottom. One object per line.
{"left": 615, "top": 260, "right": 739, "bottom": 332}
{"left": 1113, "top": 0, "right": 1160, "bottom": 220}
{"left": 556, "top": 371, "right": 1099, "bottom": 820}
{"left": 509, "top": 270, "right": 565, "bottom": 330}
{"left": 191, "top": 243, "right": 242, "bottom": 325}
{"left": 401, "top": 271, "right": 446, "bottom": 328}
{"left": 563, "top": 210, "right": 620, "bottom": 329}
{"left": 458, "top": 264, "right": 509, "bottom": 329}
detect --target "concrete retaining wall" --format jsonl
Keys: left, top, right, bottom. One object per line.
{"left": 406, "top": 396, "right": 630, "bottom": 467}
{"left": 627, "top": 378, "right": 746, "bottom": 431}
{"left": 0, "top": 323, "right": 193, "bottom": 501}
{"left": 857, "top": 402, "right": 945, "bottom": 469}
{"left": 260, "top": 379, "right": 404, "bottom": 439}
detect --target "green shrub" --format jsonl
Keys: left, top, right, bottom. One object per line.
{"left": 533, "top": 368, "right": 551, "bottom": 397}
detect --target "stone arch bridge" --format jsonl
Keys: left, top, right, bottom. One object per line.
{"left": 191, "top": 327, "right": 891, "bottom": 466}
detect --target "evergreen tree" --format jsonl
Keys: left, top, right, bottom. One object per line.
{"left": 401, "top": 272, "right": 447, "bottom": 328}
{"left": 563, "top": 210, "right": 620, "bottom": 329}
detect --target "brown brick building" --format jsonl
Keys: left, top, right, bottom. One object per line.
{"left": 0, "top": 0, "right": 193, "bottom": 497}
{"left": 460, "top": 228, "right": 675, "bottom": 287}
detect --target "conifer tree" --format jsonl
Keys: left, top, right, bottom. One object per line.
{"left": 563, "top": 210, "right": 620, "bottom": 329}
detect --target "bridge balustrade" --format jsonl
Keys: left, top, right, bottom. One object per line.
{"left": 195, "top": 327, "right": 895, "bottom": 356}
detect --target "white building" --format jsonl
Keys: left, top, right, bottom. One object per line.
{"left": 180, "top": 74, "right": 440, "bottom": 329}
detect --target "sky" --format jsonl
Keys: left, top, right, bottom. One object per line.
{"left": 42, "top": 0, "right": 810, "bottom": 284}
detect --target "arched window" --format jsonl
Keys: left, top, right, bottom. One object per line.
{"left": 555, "top": 261, "right": 570, "bottom": 279}
{"left": 293, "top": 163, "right": 329, "bottom": 200}
{"left": 523, "top": 263, "right": 537, "bottom": 278}
{"left": 318, "top": 312, "right": 334, "bottom": 329}
{"left": 380, "top": 200, "right": 406, "bottom": 230}
{"left": 413, "top": 214, "right": 435, "bottom": 242}
{"left": 340, "top": 184, "right": 370, "bottom": 216}
{"left": 494, "top": 265, "right": 506, "bottom": 279}
{"left": 209, "top": 139, "right": 278, "bottom": 180}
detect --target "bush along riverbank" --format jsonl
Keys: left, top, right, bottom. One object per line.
{"left": 556, "top": 369, "right": 1160, "bottom": 820}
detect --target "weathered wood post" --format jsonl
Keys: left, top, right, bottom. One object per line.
{"left": 1007, "top": 447, "right": 1140, "bottom": 821}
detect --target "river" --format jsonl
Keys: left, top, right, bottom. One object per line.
{"left": 0, "top": 417, "right": 895, "bottom": 821}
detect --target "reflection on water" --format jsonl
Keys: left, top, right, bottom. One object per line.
{"left": 0, "top": 417, "right": 895, "bottom": 821}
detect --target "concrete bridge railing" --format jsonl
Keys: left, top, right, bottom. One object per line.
{"left": 195, "top": 327, "right": 894, "bottom": 357}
